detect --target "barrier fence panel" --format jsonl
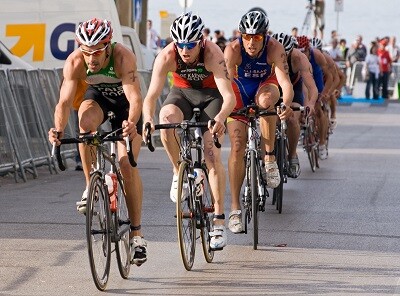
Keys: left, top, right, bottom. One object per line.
{"left": 0, "top": 67, "right": 170, "bottom": 182}
{"left": 0, "top": 70, "right": 36, "bottom": 182}
{"left": 7, "top": 69, "right": 54, "bottom": 175}
{"left": 39, "top": 68, "right": 78, "bottom": 168}
{"left": 0, "top": 70, "right": 23, "bottom": 181}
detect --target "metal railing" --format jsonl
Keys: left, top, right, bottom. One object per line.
{"left": 0, "top": 68, "right": 168, "bottom": 182}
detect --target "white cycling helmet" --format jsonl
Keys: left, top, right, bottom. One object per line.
{"left": 76, "top": 18, "right": 113, "bottom": 46}
{"left": 238, "top": 10, "right": 269, "bottom": 35}
{"left": 170, "top": 12, "right": 204, "bottom": 43}
{"left": 272, "top": 32, "right": 294, "bottom": 54}
{"left": 310, "top": 37, "right": 323, "bottom": 50}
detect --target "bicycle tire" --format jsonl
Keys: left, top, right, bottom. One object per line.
{"left": 176, "top": 161, "right": 196, "bottom": 271}
{"left": 86, "top": 173, "right": 111, "bottom": 291}
{"left": 304, "top": 127, "right": 316, "bottom": 172}
{"left": 243, "top": 153, "right": 251, "bottom": 234}
{"left": 273, "top": 128, "right": 285, "bottom": 214}
{"left": 114, "top": 176, "right": 131, "bottom": 279}
{"left": 199, "top": 165, "right": 215, "bottom": 263}
{"left": 250, "top": 150, "right": 259, "bottom": 250}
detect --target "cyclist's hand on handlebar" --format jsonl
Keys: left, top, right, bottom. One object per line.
{"left": 48, "top": 128, "right": 63, "bottom": 146}
{"left": 122, "top": 120, "right": 137, "bottom": 140}
{"left": 142, "top": 120, "right": 155, "bottom": 142}
{"left": 277, "top": 104, "right": 293, "bottom": 120}
{"left": 209, "top": 117, "right": 225, "bottom": 137}
{"left": 304, "top": 104, "right": 315, "bottom": 117}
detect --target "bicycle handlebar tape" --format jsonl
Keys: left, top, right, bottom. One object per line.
{"left": 145, "top": 122, "right": 155, "bottom": 152}
{"left": 127, "top": 141, "right": 137, "bottom": 167}
{"left": 55, "top": 145, "right": 66, "bottom": 171}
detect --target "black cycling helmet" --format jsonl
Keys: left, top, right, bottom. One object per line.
{"left": 272, "top": 32, "right": 294, "bottom": 54}
{"left": 238, "top": 10, "right": 269, "bottom": 35}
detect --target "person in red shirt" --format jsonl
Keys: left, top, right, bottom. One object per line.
{"left": 377, "top": 39, "right": 392, "bottom": 99}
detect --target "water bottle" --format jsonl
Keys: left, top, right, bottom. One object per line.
{"left": 105, "top": 172, "right": 117, "bottom": 212}
{"left": 194, "top": 168, "right": 204, "bottom": 197}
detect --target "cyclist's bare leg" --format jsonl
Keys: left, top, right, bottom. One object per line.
{"left": 256, "top": 84, "right": 280, "bottom": 162}
{"left": 118, "top": 134, "right": 143, "bottom": 239}
{"left": 315, "top": 101, "right": 328, "bottom": 146}
{"left": 77, "top": 99, "right": 104, "bottom": 186}
{"left": 159, "top": 104, "right": 184, "bottom": 175}
{"left": 203, "top": 131, "right": 226, "bottom": 227}
{"left": 287, "top": 102, "right": 302, "bottom": 159}
{"left": 226, "top": 120, "right": 247, "bottom": 211}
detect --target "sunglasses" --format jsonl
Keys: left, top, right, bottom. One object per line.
{"left": 242, "top": 34, "right": 264, "bottom": 42}
{"left": 176, "top": 41, "right": 199, "bottom": 50}
{"left": 80, "top": 44, "right": 109, "bottom": 56}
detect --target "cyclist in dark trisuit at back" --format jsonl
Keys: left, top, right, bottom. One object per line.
{"left": 273, "top": 32, "right": 318, "bottom": 178}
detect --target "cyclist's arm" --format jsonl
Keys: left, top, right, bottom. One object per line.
{"left": 53, "top": 51, "right": 84, "bottom": 139}
{"left": 223, "top": 39, "right": 241, "bottom": 80}
{"left": 206, "top": 42, "right": 236, "bottom": 125}
{"left": 115, "top": 44, "right": 142, "bottom": 127}
{"left": 323, "top": 52, "right": 340, "bottom": 95}
{"left": 297, "top": 49, "right": 318, "bottom": 108}
{"left": 142, "top": 44, "right": 176, "bottom": 125}
{"left": 268, "top": 39, "right": 294, "bottom": 107}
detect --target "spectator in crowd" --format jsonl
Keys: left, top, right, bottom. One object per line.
{"left": 331, "top": 30, "right": 338, "bottom": 41}
{"left": 377, "top": 38, "right": 392, "bottom": 99}
{"left": 346, "top": 35, "right": 367, "bottom": 82}
{"left": 387, "top": 36, "right": 400, "bottom": 63}
{"left": 147, "top": 19, "right": 161, "bottom": 54}
{"left": 202, "top": 28, "right": 212, "bottom": 41}
{"left": 328, "top": 38, "right": 343, "bottom": 63}
{"left": 291, "top": 27, "right": 298, "bottom": 38}
{"left": 339, "top": 38, "right": 349, "bottom": 60}
{"left": 364, "top": 42, "right": 380, "bottom": 99}
{"left": 229, "top": 29, "right": 241, "bottom": 42}
{"left": 346, "top": 35, "right": 367, "bottom": 66}
{"left": 212, "top": 30, "right": 226, "bottom": 43}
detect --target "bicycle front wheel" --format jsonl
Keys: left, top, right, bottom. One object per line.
{"left": 176, "top": 161, "right": 196, "bottom": 271}
{"left": 250, "top": 150, "right": 259, "bottom": 250}
{"left": 273, "top": 133, "right": 285, "bottom": 214}
{"left": 114, "top": 177, "right": 131, "bottom": 279}
{"left": 86, "top": 173, "right": 111, "bottom": 291}
{"left": 199, "top": 165, "right": 215, "bottom": 263}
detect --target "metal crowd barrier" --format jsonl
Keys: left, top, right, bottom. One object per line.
{"left": 0, "top": 68, "right": 168, "bottom": 183}
{"left": 347, "top": 61, "right": 400, "bottom": 98}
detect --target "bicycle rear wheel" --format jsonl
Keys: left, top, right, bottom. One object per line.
{"left": 86, "top": 173, "right": 111, "bottom": 291}
{"left": 250, "top": 150, "right": 259, "bottom": 250}
{"left": 114, "top": 177, "right": 131, "bottom": 279}
{"left": 199, "top": 165, "right": 215, "bottom": 263}
{"left": 176, "top": 161, "right": 196, "bottom": 271}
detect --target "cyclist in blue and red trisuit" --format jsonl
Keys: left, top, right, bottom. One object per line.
{"left": 48, "top": 18, "right": 147, "bottom": 266}
{"left": 224, "top": 10, "right": 293, "bottom": 234}
{"left": 142, "top": 12, "right": 236, "bottom": 250}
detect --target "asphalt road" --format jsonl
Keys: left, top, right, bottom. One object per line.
{"left": 1, "top": 101, "right": 400, "bottom": 296}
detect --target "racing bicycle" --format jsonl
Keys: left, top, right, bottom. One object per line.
{"left": 53, "top": 112, "right": 136, "bottom": 291}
